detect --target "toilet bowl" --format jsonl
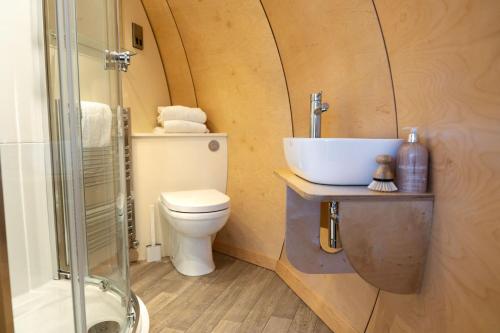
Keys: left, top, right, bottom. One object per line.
{"left": 159, "top": 189, "right": 230, "bottom": 276}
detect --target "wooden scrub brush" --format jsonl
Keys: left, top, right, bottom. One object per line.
{"left": 368, "top": 155, "right": 398, "bottom": 192}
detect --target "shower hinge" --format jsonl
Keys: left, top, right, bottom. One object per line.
{"left": 127, "top": 297, "right": 137, "bottom": 326}
{"left": 104, "top": 50, "right": 134, "bottom": 72}
{"left": 127, "top": 309, "right": 136, "bottom": 324}
{"left": 58, "top": 270, "right": 71, "bottom": 280}
{"left": 98, "top": 279, "right": 111, "bottom": 292}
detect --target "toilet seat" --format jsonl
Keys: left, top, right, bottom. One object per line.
{"left": 160, "top": 189, "right": 230, "bottom": 213}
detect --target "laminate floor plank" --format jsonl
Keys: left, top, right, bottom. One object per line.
{"left": 238, "top": 275, "right": 291, "bottom": 332}
{"left": 155, "top": 259, "right": 246, "bottom": 331}
{"left": 313, "top": 318, "right": 334, "bottom": 333}
{"left": 140, "top": 266, "right": 199, "bottom": 304}
{"left": 271, "top": 281, "right": 302, "bottom": 320}
{"left": 288, "top": 302, "right": 319, "bottom": 333}
{"left": 130, "top": 260, "right": 155, "bottom": 280}
{"left": 223, "top": 267, "right": 275, "bottom": 323}
{"left": 211, "top": 320, "right": 241, "bottom": 333}
{"left": 186, "top": 264, "right": 260, "bottom": 333}
{"left": 170, "top": 260, "right": 247, "bottom": 331}
{"left": 131, "top": 252, "right": 333, "bottom": 333}
{"left": 132, "top": 260, "right": 175, "bottom": 295}
{"left": 263, "top": 316, "right": 293, "bottom": 333}
{"left": 221, "top": 267, "right": 275, "bottom": 323}
{"left": 158, "top": 328, "right": 184, "bottom": 333}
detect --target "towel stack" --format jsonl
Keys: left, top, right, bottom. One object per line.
{"left": 80, "top": 101, "right": 112, "bottom": 148}
{"left": 157, "top": 105, "right": 209, "bottom": 133}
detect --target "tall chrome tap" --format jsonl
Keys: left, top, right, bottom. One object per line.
{"left": 309, "top": 91, "right": 329, "bottom": 138}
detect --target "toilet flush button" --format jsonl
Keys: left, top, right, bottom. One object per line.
{"left": 208, "top": 140, "right": 220, "bottom": 152}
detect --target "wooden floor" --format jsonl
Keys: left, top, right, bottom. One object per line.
{"left": 131, "top": 252, "right": 333, "bottom": 333}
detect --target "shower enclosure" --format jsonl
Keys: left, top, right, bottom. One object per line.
{"left": 46, "top": 0, "right": 141, "bottom": 331}
{"left": 0, "top": 0, "right": 143, "bottom": 332}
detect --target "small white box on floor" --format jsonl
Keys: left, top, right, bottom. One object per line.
{"left": 146, "top": 244, "right": 162, "bottom": 262}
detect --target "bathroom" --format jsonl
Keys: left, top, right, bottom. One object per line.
{"left": 1, "top": 0, "right": 499, "bottom": 332}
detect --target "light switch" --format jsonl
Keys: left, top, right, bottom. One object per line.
{"left": 132, "top": 23, "right": 143, "bottom": 50}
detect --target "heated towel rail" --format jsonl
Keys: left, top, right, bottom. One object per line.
{"left": 54, "top": 103, "right": 138, "bottom": 276}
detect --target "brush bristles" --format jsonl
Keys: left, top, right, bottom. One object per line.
{"left": 368, "top": 180, "right": 398, "bottom": 192}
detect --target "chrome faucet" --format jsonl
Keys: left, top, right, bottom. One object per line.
{"left": 310, "top": 91, "right": 329, "bottom": 138}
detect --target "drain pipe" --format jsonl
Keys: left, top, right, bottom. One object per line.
{"left": 328, "top": 202, "right": 342, "bottom": 249}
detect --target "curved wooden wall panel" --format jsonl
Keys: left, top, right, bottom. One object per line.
{"left": 165, "top": 0, "right": 292, "bottom": 266}
{"left": 367, "top": 1, "right": 500, "bottom": 332}
{"left": 261, "top": 0, "right": 397, "bottom": 138}
{"left": 276, "top": 252, "right": 377, "bottom": 333}
{"left": 121, "top": 0, "right": 171, "bottom": 132}
{"left": 261, "top": 1, "right": 397, "bottom": 331}
{"left": 135, "top": 2, "right": 500, "bottom": 332}
{"left": 141, "top": 0, "right": 197, "bottom": 107}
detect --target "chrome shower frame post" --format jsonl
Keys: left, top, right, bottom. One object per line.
{"left": 55, "top": 0, "right": 88, "bottom": 331}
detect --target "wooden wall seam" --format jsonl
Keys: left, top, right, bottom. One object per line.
{"left": 362, "top": 2, "right": 399, "bottom": 327}
{"left": 261, "top": 1, "right": 396, "bottom": 331}
{"left": 165, "top": 0, "right": 292, "bottom": 265}
{"left": 363, "top": 289, "right": 380, "bottom": 333}
{"left": 140, "top": 0, "right": 174, "bottom": 107}
{"left": 121, "top": 0, "right": 172, "bottom": 132}
{"left": 370, "top": 0, "right": 399, "bottom": 138}
{"left": 258, "top": 0, "right": 295, "bottom": 137}
{"left": 366, "top": 0, "right": 500, "bottom": 331}
{"left": 164, "top": 0, "right": 199, "bottom": 107}
{"left": 140, "top": 0, "right": 197, "bottom": 108}
{"left": 260, "top": 0, "right": 398, "bottom": 139}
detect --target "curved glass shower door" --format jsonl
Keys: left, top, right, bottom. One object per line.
{"left": 48, "top": 0, "right": 132, "bottom": 331}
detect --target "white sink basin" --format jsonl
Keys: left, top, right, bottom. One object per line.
{"left": 283, "top": 138, "right": 404, "bottom": 185}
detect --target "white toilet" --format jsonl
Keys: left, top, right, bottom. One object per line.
{"left": 154, "top": 134, "right": 230, "bottom": 276}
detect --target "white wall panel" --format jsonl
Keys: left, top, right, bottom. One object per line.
{"left": 0, "top": 0, "right": 49, "bottom": 144}
{"left": 0, "top": 143, "right": 54, "bottom": 297}
{"left": 0, "top": 0, "right": 55, "bottom": 298}
{"left": 0, "top": 144, "right": 31, "bottom": 296}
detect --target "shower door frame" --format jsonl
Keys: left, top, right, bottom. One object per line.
{"left": 53, "top": 0, "right": 88, "bottom": 330}
{"left": 49, "top": 0, "right": 133, "bottom": 331}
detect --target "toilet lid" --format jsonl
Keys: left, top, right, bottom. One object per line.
{"left": 160, "top": 189, "right": 230, "bottom": 213}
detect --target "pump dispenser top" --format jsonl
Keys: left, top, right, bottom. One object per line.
{"left": 406, "top": 127, "right": 419, "bottom": 143}
{"left": 396, "top": 127, "right": 429, "bottom": 193}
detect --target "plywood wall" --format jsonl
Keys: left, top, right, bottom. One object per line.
{"left": 121, "top": 0, "right": 171, "bottom": 132}
{"left": 141, "top": 0, "right": 197, "bottom": 107}
{"left": 165, "top": 0, "right": 293, "bottom": 267}
{"left": 259, "top": 1, "right": 399, "bottom": 331}
{"left": 141, "top": 0, "right": 396, "bottom": 331}
{"left": 137, "top": 1, "right": 500, "bottom": 332}
{"left": 366, "top": 1, "right": 500, "bottom": 332}
{"left": 261, "top": 0, "right": 397, "bottom": 139}
{"left": 276, "top": 251, "right": 378, "bottom": 333}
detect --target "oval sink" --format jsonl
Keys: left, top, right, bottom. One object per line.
{"left": 283, "top": 138, "right": 404, "bottom": 185}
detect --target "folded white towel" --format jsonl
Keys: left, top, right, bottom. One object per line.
{"left": 162, "top": 120, "right": 209, "bottom": 133}
{"left": 153, "top": 127, "right": 166, "bottom": 135}
{"left": 157, "top": 105, "right": 207, "bottom": 124}
{"left": 80, "top": 101, "right": 112, "bottom": 148}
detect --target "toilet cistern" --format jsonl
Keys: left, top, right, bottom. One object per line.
{"left": 310, "top": 91, "right": 330, "bottom": 138}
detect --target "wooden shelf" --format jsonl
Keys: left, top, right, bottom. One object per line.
{"left": 275, "top": 168, "right": 434, "bottom": 201}
{"left": 275, "top": 168, "right": 434, "bottom": 294}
